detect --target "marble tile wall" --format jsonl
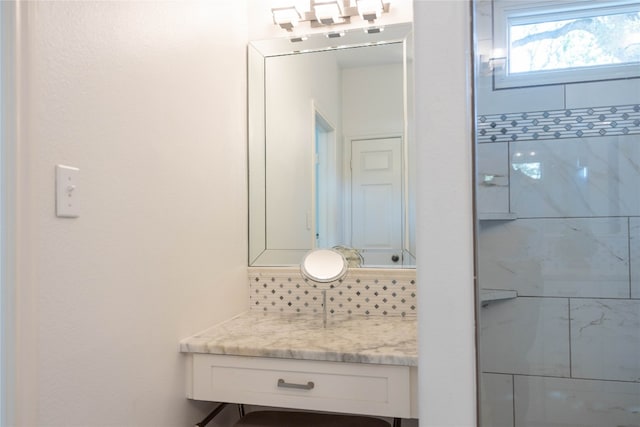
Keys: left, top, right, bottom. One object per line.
{"left": 510, "top": 136, "right": 640, "bottom": 218}
{"left": 480, "top": 297, "right": 640, "bottom": 380}
{"left": 514, "top": 376, "right": 640, "bottom": 427}
{"left": 476, "top": 142, "right": 510, "bottom": 214}
{"left": 248, "top": 267, "right": 416, "bottom": 317}
{"left": 478, "top": 218, "right": 630, "bottom": 298}
{"left": 479, "top": 297, "right": 570, "bottom": 377}
{"left": 482, "top": 375, "right": 640, "bottom": 427}
{"left": 566, "top": 79, "right": 640, "bottom": 109}
{"left": 477, "top": 79, "right": 640, "bottom": 425}
{"left": 480, "top": 296, "right": 640, "bottom": 425}
{"left": 571, "top": 299, "right": 640, "bottom": 382}
{"left": 480, "top": 374, "right": 514, "bottom": 427}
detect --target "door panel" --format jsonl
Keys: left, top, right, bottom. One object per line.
{"left": 351, "top": 137, "right": 403, "bottom": 266}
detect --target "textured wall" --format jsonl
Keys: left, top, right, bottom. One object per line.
{"left": 414, "top": 1, "right": 477, "bottom": 426}
{"left": 14, "top": 2, "right": 248, "bottom": 425}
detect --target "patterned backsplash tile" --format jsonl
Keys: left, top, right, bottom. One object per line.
{"left": 477, "top": 103, "right": 640, "bottom": 144}
{"left": 248, "top": 267, "right": 417, "bottom": 317}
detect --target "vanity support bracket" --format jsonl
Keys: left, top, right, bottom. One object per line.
{"left": 194, "top": 402, "right": 228, "bottom": 427}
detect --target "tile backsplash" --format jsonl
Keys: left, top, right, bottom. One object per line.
{"left": 248, "top": 267, "right": 417, "bottom": 317}
{"left": 477, "top": 103, "right": 640, "bottom": 144}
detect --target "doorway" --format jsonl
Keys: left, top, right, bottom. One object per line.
{"left": 349, "top": 137, "right": 403, "bottom": 267}
{"left": 313, "top": 108, "right": 338, "bottom": 249}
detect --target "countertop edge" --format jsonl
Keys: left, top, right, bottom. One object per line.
{"left": 180, "top": 311, "right": 418, "bottom": 367}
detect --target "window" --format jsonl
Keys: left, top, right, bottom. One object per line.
{"left": 493, "top": 0, "right": 640, "bottom": 88}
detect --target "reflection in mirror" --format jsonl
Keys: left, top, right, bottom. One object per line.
{"left": 249, "top": 23, "right": 415, "bottom": 268}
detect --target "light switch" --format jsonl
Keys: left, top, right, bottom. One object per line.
{"left": 56, "top": 165, "right": 79, "bottom": 218}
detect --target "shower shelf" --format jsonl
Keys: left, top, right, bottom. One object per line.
{"left": 480, "top": 289, "right": 517, "bottom": 307}
{"left": 478, "top": 212, "right": 517, "bottom": 221}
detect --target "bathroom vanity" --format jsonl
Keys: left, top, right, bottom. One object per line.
{"left": 180, "top": 311, "right": 418, "bottom": 419}
{"left": 188, "top": 16, "right": 420, "bottom": 422}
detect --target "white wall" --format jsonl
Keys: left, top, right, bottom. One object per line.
{"left": 414, "top": 1, "right": 477, "bottom": 426}
{"left": 342, "top": 63, "right": 404, "bottom": 137}
{"left": 12, "top": 1, "right": 248, "bottom": 426}
{"left": 265, "top": 51, "right": 341, "bottom": 251}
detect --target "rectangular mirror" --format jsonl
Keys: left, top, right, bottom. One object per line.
{"left": 249, "top": 22, "right": 415, "bottom": 268}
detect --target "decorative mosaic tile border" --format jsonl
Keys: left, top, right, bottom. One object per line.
{"left": 477, "top": 104, "right": 640, "bottom": 144}
{"left": 248, "top": 267, "right": 417, "bottom": 317}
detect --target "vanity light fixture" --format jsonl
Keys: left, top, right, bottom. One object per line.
{"left": 270, "top": 0, "right": 391, "bottom": 33}
{"left": 364, "top": 26, "right": 384, "bottom": 34}
{"left": 272, "top": 6, "right": 303, "bottom": 31}
{"left": 326, "top": 31, "right": 346, "bottom": 38}
{"left": 312, "top": 0, "right": 345, "bottom": 25}
{"left": 356, "top": 0, "right": 384, "bottom": 22}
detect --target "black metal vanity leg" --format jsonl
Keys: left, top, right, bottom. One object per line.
{"left": 194, "top": 402, "right": 228, "bottom": 427}
{"left": 392, "top": 418, "right": 402, "bottom": 427}
{"left": 237, "top": 404, "right": 246, "bottom": 418}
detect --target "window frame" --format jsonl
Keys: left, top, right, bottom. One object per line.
{"left": 493, "top": 0, "right": 640, "bottom": 89}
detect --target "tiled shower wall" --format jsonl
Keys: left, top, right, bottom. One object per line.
{"left": 475, "top": 4, "right": 639, "bottom": 426}
{"left": 476, "top": 83, "right": 640, "bottom": 427}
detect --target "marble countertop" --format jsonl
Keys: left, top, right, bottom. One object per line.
{"left": 180, "top": 311, "right": 417, "bottom": 366}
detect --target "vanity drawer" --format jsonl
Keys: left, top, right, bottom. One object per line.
{"left": 190, "top": 354, "right": 411, "bottom": 418}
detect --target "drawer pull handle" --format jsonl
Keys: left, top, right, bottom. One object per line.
{"left": 277, "top": 379, "right": 315, "bottom": 390}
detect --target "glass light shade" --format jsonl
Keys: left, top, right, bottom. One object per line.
{"left": 313, "top": 1, "right": 344, "bottom": 24}
{"left": 272, "top": 6, "right": 302, "bottom": 27}
{"left": 356, "top": 0, "right": 383, "bottom": 20}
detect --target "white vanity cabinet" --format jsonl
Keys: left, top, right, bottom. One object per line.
{"left": 187, "top": 354, "right": 417, "bottom": 418}
{"left": 180, "top": 311, "right": 419, "bottom": 419}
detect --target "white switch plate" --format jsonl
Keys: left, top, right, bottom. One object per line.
{"left": 56, "top": 165, "right": 79, "bottom": 218}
